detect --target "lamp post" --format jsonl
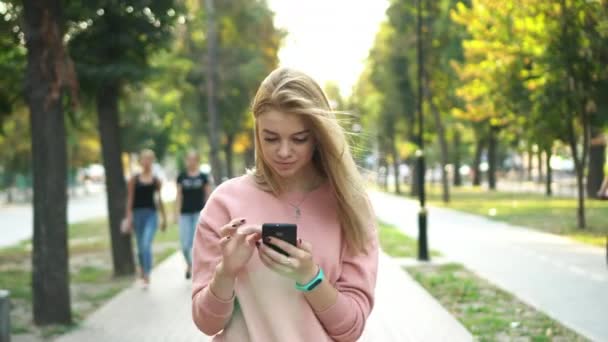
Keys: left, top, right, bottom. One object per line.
{"left": 417, "top": 0, "right": 429, "bottom": 261}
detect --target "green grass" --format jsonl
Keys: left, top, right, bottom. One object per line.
{"left": 1, "top": 208, "right": 182, "bottom": 338}
{"left": 0, "top": 240, "right": 31, "bottom": 263}
{"left": 385, "top": 184, "right": 608, "bottom": 247}
{"left": 83, "top": 285, "right": 125, "bottom": 304}
{"left": 373, "top": 216, "right": 587, "bottom": 341}
{"left": 0, "top": 269, "right": 30, "bottom": 300}
{"left": 406, "top": 263, "right": 588, "bottom": 341}
{"left": 377, "top": 220, "right": 441, "bottom": 258}
{"left": 71, "top": 266, "right": 111, "bottom": 283}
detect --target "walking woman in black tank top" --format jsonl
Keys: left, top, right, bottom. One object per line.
{"left": 124, "top": 149, "right": 167, "bottom": 288}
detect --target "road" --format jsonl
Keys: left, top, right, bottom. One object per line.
{"left": 0, "top": 190, "right": 108, "bottom": 248}
{"left": 0, "top": 182, "right": 178, "bottom": 248}
{"left": 370, "top": 190, "right": 608, "bottom": 342}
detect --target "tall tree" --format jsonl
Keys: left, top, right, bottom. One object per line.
{"left": 67, "top": 1, "right": 179, "bottom": 274}
{"left": 0, "top": 3, "right": 28, "bottom": 197}
{"left": 184, "top": 0, "right": 282, "bottom": 180}
{"left": 22, "top": 0, "right": 77, "bottom": 324}
{"left": 453, "top": 0, "right": 608, "bottom": 227}
{"left": 203, "top": 0, "right": 223, "bottom": 183}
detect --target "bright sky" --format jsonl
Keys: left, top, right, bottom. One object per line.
{"left": 267, "top": 0, "right": 389, "bottom": 98}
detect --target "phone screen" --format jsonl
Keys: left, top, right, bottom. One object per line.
{"left": 262, "top": 223, "right": 297, "bottom": 256}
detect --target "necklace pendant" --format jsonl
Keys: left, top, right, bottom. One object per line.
{"left": 295, "top": 208, "right": 301, "bottom": 218}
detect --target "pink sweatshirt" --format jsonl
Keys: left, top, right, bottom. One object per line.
{"left": 191, "top": 175, "right": 378, "bottom": 342}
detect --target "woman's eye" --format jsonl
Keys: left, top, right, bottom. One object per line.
{"left": 264, "top": 138, "right": 279, "bottom": 143}
{"left": 293, "top": 137, "right": 309, "bottom": 144}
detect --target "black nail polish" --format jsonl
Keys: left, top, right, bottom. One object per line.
{"left": 264, "top": 237, "right": 271, "bottom": 243}
{"left": 298, "top": 238, "right": 302, "bottom": 245}
{"left": 232, "top": 223, "right": 237, "bottom": 227}
{"left": 241, "top": 219, "right": 246, "bottom": 223}
{"left": 255, "top": 241, "right": 261, "bottom": 248}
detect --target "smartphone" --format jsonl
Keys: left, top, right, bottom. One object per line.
{"left": 262, "top": 223, "right": 297, "bottom": 257}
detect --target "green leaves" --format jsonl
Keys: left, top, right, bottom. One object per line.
{"left": 66, "top": 1, "right": 182, "bottom": 91}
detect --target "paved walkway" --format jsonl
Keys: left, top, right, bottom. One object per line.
{"left": 370, "top": 190, "right": 608, "bottom": 342}
{"left": 56, "top": 251, "right": 471, "bottom": 342}
{"left": 0, "top": 192, "right": 108, "bottom": 248}
{"left": 0, "top": 183, "right": 177, "bottom": 248}
{"left": 497, "top": 179, "right": 577, "bottom": 198}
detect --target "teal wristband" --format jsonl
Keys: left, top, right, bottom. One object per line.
{"left": 295, "top": 267, "right": 324, "bottom": 292}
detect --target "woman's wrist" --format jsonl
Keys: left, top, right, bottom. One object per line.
{"left": 210, "top": 262, "right": 236, "bottom": 301}
{"left": 297, "top": 264, "right": 320, "bottom": 285}
{"left": 215, "top": 261, "right": 237, "bottom": 281}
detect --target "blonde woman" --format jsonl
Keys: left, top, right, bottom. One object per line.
{"left": 191, "top": 68, "right": 378, "bottom": 341}
{"left": 124, "top": 149, "right": 167, "bottom": 287}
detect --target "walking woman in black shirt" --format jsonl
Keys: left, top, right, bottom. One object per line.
{"left": 176, "top": 150, "right": 210, "bottom": 279}
{"left": 125, "top": 149, "right": 167, "bottom": 287}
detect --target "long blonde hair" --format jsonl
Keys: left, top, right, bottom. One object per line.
{"left": 251, "top": 67, "right": 373, "bottom": 255}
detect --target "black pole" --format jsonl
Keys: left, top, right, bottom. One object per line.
{"left": 417, "top": 0, "right": 429, "bottom": 261}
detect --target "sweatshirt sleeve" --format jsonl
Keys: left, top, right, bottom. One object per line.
{"left": 191, "top": 186, "right": 234, "bottom": 336}
{"left": 314, "top": 221, "right": 379, "bottom": 342}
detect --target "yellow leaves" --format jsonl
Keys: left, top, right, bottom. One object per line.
{"left": 233, "top": 132, "right": 252, "bottom": 154}
{"left": 398, "top": 141, "right": 417, "bottom": 159}
{"left": 160, "top": 89, "right": 181, "bottom": 105}
{"left": 162, "top": 111, "right": 175, "bottom": 126}
{"left": 77, "top": 136, "right": 101, "bottom": 156}
{"left": 190, "top": 30, "right": 205, "bottom": 45}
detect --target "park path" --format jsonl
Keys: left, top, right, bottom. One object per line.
{"left": 56, "top": 251, "right": 471, "bottom": 342}
{"left": 369, "top": 190, "right": 608, "bottom": 341}
{"left": 0, "top": 183, "right": 177, "bottom": 248}
{"left": 0, "top": 190, "right": 108, "bottom": 248}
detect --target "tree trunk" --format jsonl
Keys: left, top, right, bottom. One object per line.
{"left": 545, "top": 146, "right": 553, "bottom": 197}
{"left": 587, "top": 132, "right": 606, "bottom": 199}
{"left": 381, "top": 157, "right": 389, "bottom": 191}
{"left": 96, "top": 83, "right": 135, "bottom": 276}
{"left": 429, "top": 101, "right": 449, "bottom": 202}
{"left": 574, "top": 158, "right": 586, "bottom": 229}
{"left": 567, "top": 117, "right": 586, "bottom": 229}
{"left": 23, "top": 0, "right": 71, "bottom": 324}
{"left": 204, "top": 0, "right": 223, "bottom": 184}
{"left": 527, "top": 147, "right": 533, "bottom": 181}
{"left": 390, "top": 134, "right": 401, "bottom": 195}
{"left": 244, "top": 130, "right": 255, "bottom": 169}
{"left": 488, "top": 125, "right": 497, "bottom": 190}
{"left": 410, "top": 158, "right": 419, "bottom": 196}
{"left": 537, "top": 148, "right": 544, "bottom": 183}
{"left": 5, "top": 173, "right": 15, "bottom": 203}
{"left": 560, "top": 0, "right": 588, "bottom": 229}
{"left": 453, "top": 129, "right": 462, "bottom": 187}
{"left": 472, "top": 134, "right": 484, "bottom": 186}
{"left": 224, "top": 133, "right": 234, "bottom": 179}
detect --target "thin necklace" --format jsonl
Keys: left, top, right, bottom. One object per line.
{"left": 284, "top": 178, "right": 322, "bottom": 220}
{"left": 286, "top": 193, "right": 309, "bottom": 219}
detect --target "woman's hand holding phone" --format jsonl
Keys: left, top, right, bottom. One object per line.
{"left": 258, "top": 236, "right": 318, "bottom": 285}
{"left": 216, "top": 218, "right": 261, "bottom": 279}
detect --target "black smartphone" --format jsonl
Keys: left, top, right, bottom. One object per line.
{"left": 262, "top": 223, "right": 297, "bottom": 257}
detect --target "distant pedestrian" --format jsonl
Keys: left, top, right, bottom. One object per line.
{"left": 176, "top": 150, "right": 210, "bottom": 279}
{"left": 124, "top": 149, "right": 167, "bottom": 288}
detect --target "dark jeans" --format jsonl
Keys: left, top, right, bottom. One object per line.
{"left": 133, "top": 208, "right": 158, "bottom": 276}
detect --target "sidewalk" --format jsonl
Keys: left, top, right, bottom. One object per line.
{"left": 0, "top": 183, "right": 176, "bottom": 248}
{"left": 0, "top": 192, "right": 108, "bottom": 248}
{"left": 56, "top": 251, "right": 471, "bottom": 342}
{"left": 370, "top": 190, "right": 608, "bottom": 341}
